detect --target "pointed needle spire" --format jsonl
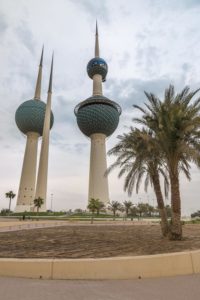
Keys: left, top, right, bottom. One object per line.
{"left": 34, "top": 46, "right": 44, "bottom": 100}
{"left": 48, "top": 53, "right": 54, "bottom": 94}
{"left": 95, "top": 20, "right": 100, "bottom": 58}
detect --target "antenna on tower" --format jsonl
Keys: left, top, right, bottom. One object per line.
{"left": 48, "top": 53, "right": 54, "bottom": 94}
{"left": 95, "top": 20, "right": 100, "bottom": 58}
{"left": 34, "top": 46, "right": 44, "bottom": 100}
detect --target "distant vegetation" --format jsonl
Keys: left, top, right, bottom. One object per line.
{"left": 191, "top": 210, "right": 200, "bottom": 219}
{"left": 5, "top": 191, "right": 16, "bottom": 215}
{"left": 1, "top": 201, "right": 172, "bottom": 223}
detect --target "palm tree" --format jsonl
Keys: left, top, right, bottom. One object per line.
{"left": 123, "top": 200, "right": 133, "bottom": 218}
{"left": 133, "top": 85, "right": 200, "bottom": 240}
{"left": 87, "top": 198, "right": 99, "bottom": 223}
{"left": 108, "top": 201, "right": 121, "bottom": 220}
{"left": 137, "top": 203, "right": 149, "bottom": 218}
{"left": 107, "top": 128, "right": 169, "bottom": 236}
{"left": 129, "top": 205, "right": 138, "bottom": 220}
{"left": 148, "top": 204, "right": 155, "bottom": 217}
{"left": 96, "top": 201, "right": 105, "bottom": 215}
{"left": 5, "top": 191, "right": 16, "bottom": 215}
{"left": 34, "top": 197, "right": 44, "bottom": 214}
{"left": 165, "top": 205, "right": 172, "bottom": 218}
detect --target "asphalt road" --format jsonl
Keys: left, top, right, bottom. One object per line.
{"left": 0, "top": 274, "right": 199, "bottom": 300}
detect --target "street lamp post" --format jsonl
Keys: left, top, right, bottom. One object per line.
{"left": 51, "top": 193, "right": 53, "bottom": 211}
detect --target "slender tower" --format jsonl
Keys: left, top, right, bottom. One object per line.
{"left": 35, "top": 55, "right": 54, "bottom": 211}
{"left": 15, "top": 49, "right": 54, "bottom": 212}
{"left": 74, "top": 23, "right": 121, "bottom": 205}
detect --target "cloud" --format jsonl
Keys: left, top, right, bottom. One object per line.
{"left": 105, "top": 77, "right": 173, "bottom": 111}
{"left": 0, "top": 13, "right": 8, "bottom": 35}
{"left": 15, "top": 21, "right": 36, "bottom": 54}
{"left": 72, "top": 0, "right": 110, "bottom": 23}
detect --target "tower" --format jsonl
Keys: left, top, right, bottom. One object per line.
{"left": 74, "top": 23, "right": 121, "bottom": 205}
{"left": 15, "top": 49, "right": 54, "bottom": 212}
{"left": 35, "top": 55, "right": 54, "bottom": 211}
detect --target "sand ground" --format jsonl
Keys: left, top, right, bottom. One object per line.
{"left": 0, "top": 222, "right": 199, "bottom": 258}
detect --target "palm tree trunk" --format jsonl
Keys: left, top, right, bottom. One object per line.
{"left": 152, "top": 173, "right": 169, "bottom": 237}
{"left": 169, "top": 169, "right": 182, "bottom": 240}
{"left": 91, "top": 211, "right": 94, "bottom": 224}
{"left": 8, "top": 198, "right": 11, "bottom": 216}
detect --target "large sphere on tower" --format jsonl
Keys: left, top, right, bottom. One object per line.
{"left": 87, "top": 57, "right": 108, "bottom": 81}
{"left": 75, "top": 96, "right": 121, "bottom": 137}
{"left": 15, "top": 99, "right": 54, "bottom": 136}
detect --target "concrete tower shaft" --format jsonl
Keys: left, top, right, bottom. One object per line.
{"left": 35, "top": 55, "right": 54, "bottom": 211}
{"left": 15, "top": 49, "right": 44, "bottom": 212}
{"left": 89, "top": 24, "right": 109, "bottom": 204}
{"left": 16, "top": 132, "right": 39, "bottom": 212}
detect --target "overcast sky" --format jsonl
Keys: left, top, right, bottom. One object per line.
{"left": 1, "top": 0, "right": 200, "bottom": 215}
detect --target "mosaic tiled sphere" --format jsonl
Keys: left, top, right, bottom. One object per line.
{"left": 87, "top": 57, "right": 108, "bottom": 81}
{"left": 75, "top": 96, "right": 121, "bottom": 137}
{"left": 15, "top": 99, "right": 54, "bottom": 136}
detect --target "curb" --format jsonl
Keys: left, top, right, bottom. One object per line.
{"left": 0, "top": 250, "right": 200, "bottom": 280}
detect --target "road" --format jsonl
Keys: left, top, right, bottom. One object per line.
{"left": 0, "top": 274, "right": 199, "bottom": 300}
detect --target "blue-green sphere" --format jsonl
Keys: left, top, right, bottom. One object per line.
{"left": 75, "top": 96, "right": 121, "bottom": 137}
{"left": 15, "top": 99, "right": 54, "bottom": 136}
{"left": 87, "top": 57, "right": 108, "bottom": 81}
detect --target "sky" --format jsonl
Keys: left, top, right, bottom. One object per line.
{"left": 1, "top": 0, "right": 200, "bottom": 215}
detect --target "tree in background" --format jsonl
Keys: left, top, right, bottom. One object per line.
{"left": 87, "top": 198, "right": 99, "bottom": 223}
{"left": 123, "top": 200, "right": 133, "bottom": 218}
{"left": 34, "top": 197, "right": 44, "bottom": 214}
{"left": 129, "top": 205, "right": 138, "bottom": 220}
{"left": 137, "top": 203, "right": 149, "bottom": 218}
{"left": 165, "top": 205, "right": 172, "bottom": 218}
{"left": 147, "top": 204, "right": 155, "bottom": 217}
{"left": 96, "top": 201, "right": 105, "bottom": 215}
{"left": 0, "top": 209, "right": 10, "bottom": 216}
{"left": 108, "top": 201, "right": 122, "bottom": 220}
{"left": 5, "top": 191, "right": 16, "bottom": 215}
{"left": 74, "top": 208, "right": 84, "bottom": 214}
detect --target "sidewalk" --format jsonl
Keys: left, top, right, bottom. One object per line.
{"left": 0, "top": 220, "right": 69, "bottom": 232}
{"left": 0, "top": 274, "right": 199, "bottom": 300}
{"left": 0, "top": 218, "right": 156, "bottom": 232}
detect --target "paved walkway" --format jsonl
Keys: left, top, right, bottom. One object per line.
{"left": 0, "top": 275, "right": 199, "bottom": 300}
{"left": 0, "top": 218, "right": 155, "bottom": 233}
{"left": 0, "top": 220, "right": 70, "bottom": 232}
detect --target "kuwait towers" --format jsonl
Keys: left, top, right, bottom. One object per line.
{"left": 15, "top": 49, "right": 54, "bottom": 212}
{"left": 75, "top": 24, "right": 121, "bottom": 205}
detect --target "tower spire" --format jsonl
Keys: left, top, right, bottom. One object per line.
{"left": 48, "top": 53, "right": 53, "bottom": 94}
{"left": 95, "top": 20, "right": 100, "bottom": 58}
{"left": 35, "top": 53, "right": 54, "bottom": 209}
{"left": 34, "top": 46, "right": 44, "bottom": 100}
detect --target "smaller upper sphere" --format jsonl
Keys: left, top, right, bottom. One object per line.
{"left": 15, "top": 99, "right": 54, "bottom": 136}
{"left": 87, "top": 57, "right": 108, "bottom": 81}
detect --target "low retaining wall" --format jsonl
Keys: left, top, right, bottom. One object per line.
{"left": 0, "top": 250, "right": 199, "bottom": 280}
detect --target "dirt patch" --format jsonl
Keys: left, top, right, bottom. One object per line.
{"left": 0, "top": 224, "right": 199, "bottom": 258}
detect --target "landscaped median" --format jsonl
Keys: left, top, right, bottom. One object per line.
{"left": 0, "top": 250, "right": 200, "bottom": 280}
